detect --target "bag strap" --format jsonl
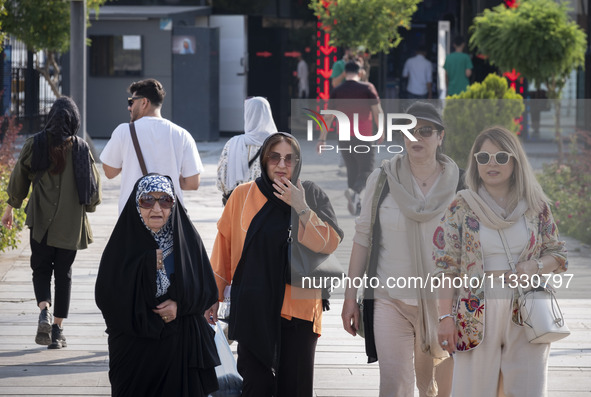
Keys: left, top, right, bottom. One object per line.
{"left": 248, "top": 146, "right": 262, "bottom": 168}
{"left": 364, "top": 169, "right": 388, "bottom": 273}
{"left": 129, "top": 122, "right": 148, "bottom": 176}
{"left": 497, "top": 229, "right": 525, "bottom": 297}
{"left": 499, "top": 229, "right": 566, "bottom": 328}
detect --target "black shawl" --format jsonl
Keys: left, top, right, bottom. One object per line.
{"left": 95, "top": 176, "right": 220, "bottom": 396}
{"left": 31, "top": 96, "right": 97, "bottom": 205}
{"left": 228, "top": 132, "right": 341, "bottom": 371}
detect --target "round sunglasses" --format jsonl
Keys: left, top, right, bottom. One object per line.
{"left": 267, "top": 152, "right": 299, "bottom": 167}
{"left": 474, "top": 151, "right": 514, "bottom": 165}
{"left": 138, "top": 194, "right": 174, "bottom": 209}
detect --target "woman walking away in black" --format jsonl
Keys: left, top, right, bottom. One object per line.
{"left": 1, "top": 96, "right": 101, "bottom": 349}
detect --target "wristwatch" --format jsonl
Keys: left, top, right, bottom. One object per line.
{"left": 297, "top": 207, "right": 310, "bottom": 217}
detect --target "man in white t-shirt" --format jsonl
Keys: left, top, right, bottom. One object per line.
{"left": 100, "top": 78, "right": 204, "bottom": 213}
{"left": 402, "top": 46, "right": 433, "bottom": 99}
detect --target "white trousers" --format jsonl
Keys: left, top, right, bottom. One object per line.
{"left": 452, "top": 278, "right": 550, "bottom": 397}
{"left": 374, "top": 297, "right": 453, "bottom": 397}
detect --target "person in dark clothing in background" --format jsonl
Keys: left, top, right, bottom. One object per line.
{"left": 317, "top": 60, "right": 383, "bottom": 216}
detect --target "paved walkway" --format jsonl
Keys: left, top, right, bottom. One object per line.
{"left": 0, "top": 134, "right": 590, "bottom": 396}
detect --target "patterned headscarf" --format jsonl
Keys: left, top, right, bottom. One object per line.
{"left": 135, "top": 174, "right": 176, "bottom": 297}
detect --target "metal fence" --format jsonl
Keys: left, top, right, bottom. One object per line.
{"left": 3, "top": 37, "right": 58, "bottom": 135}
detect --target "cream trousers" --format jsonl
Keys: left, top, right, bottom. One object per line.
{"left": 452, "top": 277, "right": 550, "bottom": 397}
{"left": 374, "top": 297, "right": 453, "bottom": 397}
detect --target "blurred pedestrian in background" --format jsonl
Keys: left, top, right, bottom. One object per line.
{"left": 444, "top": 36, "right": 473, "bottom": 96}
{"left": 217, "top": 96, "right": 277, "bottom": 205}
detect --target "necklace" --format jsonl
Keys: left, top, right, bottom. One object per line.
{"left": 411, "top": 164, "right": 441, "bottom": 187}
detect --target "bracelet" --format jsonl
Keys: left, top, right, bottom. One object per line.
{"left": 297, "top": 207, "right": 310, "bottom": 217}
{"left": 535, "top": 259, "right": 544, "bottom": 275}
{"left": 438, "top": 313, "right": 453, "bottom": 322}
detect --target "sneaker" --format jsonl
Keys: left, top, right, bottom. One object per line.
{"left": 48, "top": 324, "right": 67, "bottom": 349}
{"left": 35, "top": 308, "right": 52, "bottom": 346}
{"left": 344, "top": 189, "right": 359, "bottom": 216}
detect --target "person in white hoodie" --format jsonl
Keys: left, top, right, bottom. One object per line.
{"left": 216, "top": 96, "right": 278, "bottom": 205}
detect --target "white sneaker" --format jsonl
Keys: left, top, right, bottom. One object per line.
{"left": 344, "top": 189, "right": 359, "bottom": 216}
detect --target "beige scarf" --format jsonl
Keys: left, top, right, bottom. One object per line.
{"left": 458, "top": 186, "right": 528, "bottom": 230}
{"left": 382, "top": 154, "right": 458, "bottom": 395}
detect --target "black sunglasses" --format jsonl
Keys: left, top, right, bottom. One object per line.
{"left": 128, "top": 96, "right": 144, "bottom": 107}
{"left": 474, "top": 151, "right": 514, "bottom": 165}
{"left": 138, "top": 194, "right": 174, "bottom": 209}
{"left": 267, "top": 152, "right": 299, "bottom": 167}
{"left": 409, "top": 126, "right": 440, "bottom": 138}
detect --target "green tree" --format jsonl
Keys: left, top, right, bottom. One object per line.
{"left": 470, "top": 0, "right": 586, "bottom": 162}
{"left": 443, "top": 74, "right": 524, "bottom": 168}
{"left": 0, "top": 115, "right": 26, "bottom": 252}
{"left": 0, "top": 0, "right": 6, "bottom": 51}
{"left": 309, "top": 0, "right": 422, "bottom": 54}
{"left": 0, "top": 0, "right": 108, "bottom": 97}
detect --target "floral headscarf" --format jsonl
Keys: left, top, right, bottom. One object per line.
{"left": 135, "top": 174, "right": 176, "bottom": 297}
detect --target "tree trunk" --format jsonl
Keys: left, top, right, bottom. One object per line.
{"left": 36, "top": 51, "right": 62, "bottom": 99}
{"left": 554, "top": 97, "right": 563, "bottom": 165}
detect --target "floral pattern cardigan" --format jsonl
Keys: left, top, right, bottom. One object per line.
{"left": 432, "top": 196, "right": 568, "bottom": 352}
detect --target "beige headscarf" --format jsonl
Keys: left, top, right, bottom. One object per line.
{"left": 382, "top": 153, "right": 458, "bottom": 396}
{"left": 458, "top": 186, "right": 529, "bottom": 230}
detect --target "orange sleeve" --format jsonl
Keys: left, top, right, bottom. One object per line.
{"left": 210, "top": 199, "right": 234, "bottom": 301}
{"left": 297, "top": 211, "right": 341, "bottom": 254}
{"left": 210, "top": 182, "right": 266, "bottom": 301}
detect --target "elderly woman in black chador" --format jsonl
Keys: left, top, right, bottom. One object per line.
{"left": 95, "top": 174, "right": 220, "bottom": 397}
{"left": 2, "top": 96, "right": 100, "bottom": 349}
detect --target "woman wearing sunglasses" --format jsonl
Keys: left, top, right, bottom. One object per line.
{"left": 342, "top": 101, "right": 461, "bottom": 396}
{"left": 206, "top": 132, "right": 343, "bottom": 396}
{"left": 434, "top": 127, "right": 568, "bottom": 396}
{"left": 95, "top": 174, "right": 220, "bottom": 397}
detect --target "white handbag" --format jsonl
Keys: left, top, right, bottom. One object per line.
{"left": 498, "top": 230, "right": 570, "bottom": 344}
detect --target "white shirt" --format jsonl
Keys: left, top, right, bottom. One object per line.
{"left": 402, "top": 54, "right": 433, "bottom": 96}
{"left": 480, "top": 216, "right": 528, "bottom": 271}
{"left": 354, "top": 170, "right": 444, "bottom": 304}
{"left": 100, "top": 116, "right": 204, "bottom": 214}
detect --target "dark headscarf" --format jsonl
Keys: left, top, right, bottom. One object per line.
{"left": 95, "top": 174, "right": 220, "bottom": 395}
{"left": 31, "top": 96, "right": 97, "bottom": 205}
{"left": 228, "top": 132, "right": 342, "bottom": 371}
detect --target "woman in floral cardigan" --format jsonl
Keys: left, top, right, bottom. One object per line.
{"left": 433, "top": 126, "right": 567, "bottom": 396}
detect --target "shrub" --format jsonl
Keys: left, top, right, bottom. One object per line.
{"left": 443, "top": 74, "right": 524, "bottom": 168}
{"left": 0, "top": 116, "right": 27, "bottom": 252}
{"left": 538, "top": 130, "right": 591, "bottom": 245}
